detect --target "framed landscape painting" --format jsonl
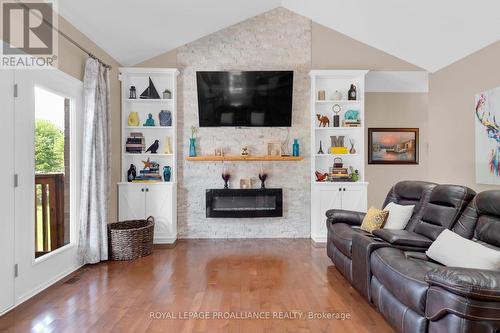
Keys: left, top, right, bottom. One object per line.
{"left": 475, "top": 87, "right": 500, "bottom": 185}
{"left": 368, "top": 128, "right": 419, "bottom": 165}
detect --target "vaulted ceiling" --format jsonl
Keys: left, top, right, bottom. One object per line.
{"left": 58, "top": 0, "right": 500, "bottom": 72}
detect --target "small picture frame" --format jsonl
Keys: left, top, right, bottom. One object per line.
{"left": 267, "top": 141, "right": 282, "bottom": 156}
{"left": 240, "top": 178, "right": 251, "bottom": 189}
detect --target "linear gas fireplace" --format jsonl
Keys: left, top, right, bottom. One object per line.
{"left": 206, "top": 188, "right": 283, "bottom": 218}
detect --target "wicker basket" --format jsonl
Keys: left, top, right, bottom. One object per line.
{"left": 108, "top": 216, "right": 155, "bottom": 260}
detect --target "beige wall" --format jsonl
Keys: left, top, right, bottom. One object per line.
{"left": 428, "top": 41, "right": 500, "bottom": 192}
{"left": 311, "top": 22, "right": 421, "bottom": 70}
{"left": 56, "top": 16, "right": 122, "bottom": 222}
{"left": 365, "top": 93, "right": 429, "bottom": 207}
{"left": 135, "top": 49, "right": 177, "bottom": 68}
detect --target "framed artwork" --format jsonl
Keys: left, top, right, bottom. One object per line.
{"left": 475, "top": 87, "right": 500, "bottom": 185}
{"left": 368, "top": 128, "right": 419, "bottom": 165}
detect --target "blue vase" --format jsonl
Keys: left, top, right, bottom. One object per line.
{"left": 189, "top": 138, "right": 197, "bottom": 157}
{"left": 292, "top": 139, "right": 299, "bottom": 157}
{"left": 163, "top": 166, "right": 171, "bottom": 182}
{"left": 159, "top": 110, "right": 172, "bottom": 126}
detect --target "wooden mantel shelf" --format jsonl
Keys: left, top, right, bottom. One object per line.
{"left": 186, "top": 155, "right": 303, "bottom": 162}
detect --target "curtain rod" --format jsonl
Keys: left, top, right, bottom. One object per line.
{"left": 18, "top": 2, "right": 112, "bottom": 69}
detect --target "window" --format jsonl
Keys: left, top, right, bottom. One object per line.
{"left": 34, "top": 86, "right": 71, "bottom": 257}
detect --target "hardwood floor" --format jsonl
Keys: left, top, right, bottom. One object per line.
{"left": 0, "top": 239, "right": 393, "bottom": 333}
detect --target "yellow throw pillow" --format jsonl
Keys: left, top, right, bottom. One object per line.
{"left": 360, "top": 207, "right": 389, "bottom": 233}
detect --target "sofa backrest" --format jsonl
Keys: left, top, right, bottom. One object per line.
{"left": 413, "top": 184, "right": 476, "bottom": 240}
{"left": 452, "top": 190, "right": 500, "bottom": 250}
{"left": 382, "top": 181, "right": 437, "bottom": 231}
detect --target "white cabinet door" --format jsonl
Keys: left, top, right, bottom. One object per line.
{"left": 312, "top": 186, "right": 342, "bottom": 242}
{"left": 145, "top": 184, "right": 176, "bottom": 244}
{"left": 341, "top": 186, "right": 367, "bottom": 212}
{"left": 118, "top": 184, "right": 146, "bottom": 221}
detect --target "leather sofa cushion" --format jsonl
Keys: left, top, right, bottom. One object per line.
{"left": 371, "top": 247, "right": 441, "bottom": 315}
{"left": 329, "top": 223, "right": 368, "bottom": 258}
{"left": 372, "top": 229, "right": 433, "bottom": 248}
{"left": 425, "top": 267, "right": 500, "bottom": 301}
{"left": 413, "top": 185, "right": 476, "bottom": 241}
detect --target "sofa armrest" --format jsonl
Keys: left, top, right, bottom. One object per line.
{"left": 425, "top": 267, "right": 500, "bottom": 301}
{"left": 326, "top": 209, "right": 365, "bottom": 226}
{"left": 372, "top": 229, "right": 433, "bottom": 248}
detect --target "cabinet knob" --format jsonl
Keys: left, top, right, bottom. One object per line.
{"left": 338, "top": 188, "right": 341, "bottom": 191}
{"left": 141, "top": 188, "right": 144, "bottom": 192}
{"left": 145, "top": 188, "right": 149, "bottom": 192}
{"left": 343, "top": 188, "right": 346, "bottom": 191}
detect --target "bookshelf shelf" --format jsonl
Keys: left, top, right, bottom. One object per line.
{"left": 186, "top": 155, "right": 303, "bottom": 162}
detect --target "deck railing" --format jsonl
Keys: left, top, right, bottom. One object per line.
{"left": 35, "top": 173, "right": 65, "bottom": 257}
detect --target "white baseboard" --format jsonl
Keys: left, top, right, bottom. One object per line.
{"left": 154, "top": 234, "right": 177, "bottom": 244}
{"left": 311, "top": 235, "right": 327, "bottom": 243}
{"left": 0, "top": 264, "right": 83, "bottom": 317}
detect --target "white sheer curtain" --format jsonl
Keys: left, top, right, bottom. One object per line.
{"left": 78, "top": 58, "right": 111, "bottom": 264}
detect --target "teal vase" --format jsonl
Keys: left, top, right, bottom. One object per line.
{"left": 189, "top": 138, "right": 196, "bottom": 157}
{"left": 292, "top": 139, "right": 299, "bottom": 157}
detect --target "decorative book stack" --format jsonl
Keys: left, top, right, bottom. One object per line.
{"left": 126, "top": 132, "right": 145, "bottom": 153}
{"left": 133, "top": 158, "right": 162, "bottom": 182}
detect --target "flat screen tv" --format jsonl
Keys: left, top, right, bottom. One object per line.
{"left": 196, "top": 71, "right": 293, "bottom": 127}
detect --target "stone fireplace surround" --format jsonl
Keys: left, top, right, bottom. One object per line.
{"left": 176, "top": 8, "right": 311, "bottom": 238}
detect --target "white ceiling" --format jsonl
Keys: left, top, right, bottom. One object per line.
{"left": 58, "top": 0, "right": 500, "bottom": 72}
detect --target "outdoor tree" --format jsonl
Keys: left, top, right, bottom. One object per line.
{"left": 35, "top": 119, "right": 65, "bottom": 173}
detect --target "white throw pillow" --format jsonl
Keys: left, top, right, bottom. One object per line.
{"left": 426, "top": 229, "right": 500, "bottom": 270}
{"left": 382, "top": 202, "right": 415, "bottom": 230}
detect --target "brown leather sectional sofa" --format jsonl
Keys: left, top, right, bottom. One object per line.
{"left": 326, "top": 181, "right": 500, "bottom": 333}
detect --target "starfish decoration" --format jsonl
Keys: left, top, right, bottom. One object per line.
{"left": 142, "top": 158, "right": 152, "bottom": 169}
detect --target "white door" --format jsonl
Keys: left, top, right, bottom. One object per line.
{"left": 0, "top": 69, "right": 15, "bottom": 314}
{"left": 316, "top": 186, "right": 342, "bottom": 240}
{"left": 14, "top": 69, "right": 82, "bottom": 304}
{"left": 341, "top": 186, "right": 367, "bottom": 212}
{"left": 146, "top": 184, "right": 176, "bottom": 244}
{"left": 118, "top": 184, "right": 147, "bottom": 221}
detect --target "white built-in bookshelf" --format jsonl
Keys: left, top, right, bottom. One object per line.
{"left": 309, "top": 70, "right": 369, "bottom": 243}
{"left": 117, "top": 67, "right": 179, "bottom": 244}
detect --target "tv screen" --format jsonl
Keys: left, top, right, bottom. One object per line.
{"left": 196, "top": 71, "right": 293, "bottom": 127}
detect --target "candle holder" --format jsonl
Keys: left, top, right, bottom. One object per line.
{"left": 222, "top": 172, "right": 231, "bottom": 189}
{"left": 258, "top": 173, "right": 268, "bottom": 188}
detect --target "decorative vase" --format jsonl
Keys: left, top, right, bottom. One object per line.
{"left": 349, "top": 139, "right": 356, "bottom": 154}
{"left": 127, "top": 164, "right": 136, "bottom": 182}
{"left": 159, "top": 110, "right": 172, "bottom": 126}
{"left": 127, "top": 112, "right": 140, "bottom": 126}
{"left": 292, "top": 139, "right": 299, "bottom": 157}
{"left": 163, "top": 166, "right": 171, "bottom": 182}
{"left": 189, "top": 138, "right": 197, "bottom": 157}
{"left": 164, "top": 136, "right": 172, "bottom": 154}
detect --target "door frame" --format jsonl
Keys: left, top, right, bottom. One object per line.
{"left": 0, "top": 69, "right": 16, "bottom": 315}
{"left": 12, "top": 68, "right": 83, "bottom": 308}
